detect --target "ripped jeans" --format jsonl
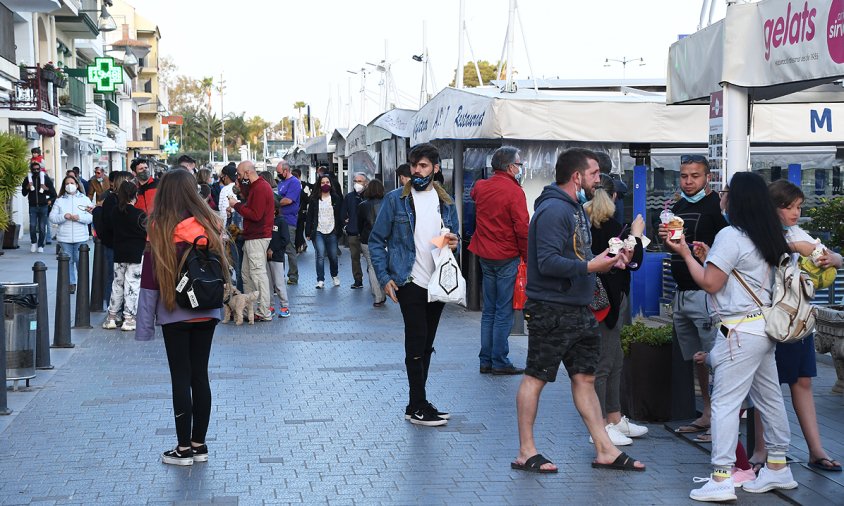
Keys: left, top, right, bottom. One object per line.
{"left": 396, "top": 282, "right": 446, "bottom": 410}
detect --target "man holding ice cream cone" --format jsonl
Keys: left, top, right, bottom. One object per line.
{"left": 658, "top": 155, "right": 727, "bottom": 435}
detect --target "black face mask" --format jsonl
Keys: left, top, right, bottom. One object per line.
{"left": 240, "top": 178, "right": 250, "bottom": 187}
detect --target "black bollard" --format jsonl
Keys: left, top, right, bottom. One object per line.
{"left": 465, "top": 247, "right": 482, "bottom": 311}
{"left": 32, "top": 261, "right": 52, "bottom": 369}
{"left": 73, "top": 244, "right": 92, "bottom": 329}
{"left": 0, "top": 286, "right": 11, "bottom": 415}
{"left": 52, "top": 251, "right": 74, "bottom": 348}
{"left": 90, "top": 237, "right": 104, "bottom": 312}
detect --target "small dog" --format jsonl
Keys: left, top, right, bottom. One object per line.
{"left": 222, "top": 284, "right": 259, "bottom": 325}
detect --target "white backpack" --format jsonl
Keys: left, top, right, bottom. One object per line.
{"left": 734, "top": 253, "right": 817, "bottom": 344}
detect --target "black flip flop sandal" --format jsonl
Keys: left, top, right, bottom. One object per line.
{"left": 592, "top": 452, "right": 646, "bottom": 472}
{"left": 511, "top": 453, "right": 558, "bottom": 474}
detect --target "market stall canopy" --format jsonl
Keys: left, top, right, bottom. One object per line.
{"left": 367, "top": 108, "right": 416, "bottom": 144}
{"left": 409, "top": 86, "right": 712, "bottom": 146}
{"left": 345, "top": 124, "right": 369, "bottom": 156}
{"left": 329, "top": 128, "right": 350, "bottom": 158}
{"left": 668, "top": 0, "right": 844, "bottom": 104}
{"left": 303, "top": 134, "right": 334, "bottom": 155}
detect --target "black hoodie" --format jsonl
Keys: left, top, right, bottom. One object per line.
{"left": 526, "top": 184, "right": 595, "bottom": 306}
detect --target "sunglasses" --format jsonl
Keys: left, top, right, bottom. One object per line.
{"left": 680, "top": 155, "right": 708, "bottom": 164}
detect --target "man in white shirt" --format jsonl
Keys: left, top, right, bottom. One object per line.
{"left": 217, "top": 164, "right": 237, "bottom": 225}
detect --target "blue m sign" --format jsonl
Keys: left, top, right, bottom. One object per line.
{"left": 810, "top": 108, "right": 832, "bottom": 133}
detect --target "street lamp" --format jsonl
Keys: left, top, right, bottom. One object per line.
{"left": 604, "top": 57, "right": 645, "bottom": 88}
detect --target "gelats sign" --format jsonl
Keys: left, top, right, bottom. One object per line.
{"left": 726, "top": 0, "right": 844, "bottom": 87}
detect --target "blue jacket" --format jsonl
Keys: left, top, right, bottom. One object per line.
{"left": 526, "top": 184, "right": 595, "bottom": 306}
{"left": 369, "top": 182, "right": 460, "bottom": 288}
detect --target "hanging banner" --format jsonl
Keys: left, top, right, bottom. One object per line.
{"left": 410, "top": 88, "right": 494, "bottom": 145}
{"left": 708, "top": 90, "right": 725, "bottom": 188}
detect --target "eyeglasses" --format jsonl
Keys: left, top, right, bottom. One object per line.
{"left": 680, "top": 155, "right": 708, "bottom": 164}
{"left": 718, "top": 189, "right": 729, "bottom": 197}
{"left": 512, "top": 162, "right": 524, "bottom": 167}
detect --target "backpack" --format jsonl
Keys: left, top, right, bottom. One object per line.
{"left": 175, "top": 236, "right": 226, "bottom": 310}
{"left": 734, "top": 253, "right": 817, "bottom": 344}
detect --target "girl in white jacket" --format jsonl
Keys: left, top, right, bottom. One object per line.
{"left": 49, "top": 175, "right": 93, "bottom": 293}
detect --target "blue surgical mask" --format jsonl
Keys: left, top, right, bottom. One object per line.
{"left": 577, "top": 188, "right": 587, "bottom": 204}
{"left": 722, "top": 210, "right": 730, "bottom": 225}
{"left": 683, "top": 188, "right": 706, "bottom": 204}
{"left": 515, "top": 166, "right": 523, "bottom": 183}
{"left": 411, "top": 173, "right": 433, "bottom": 192}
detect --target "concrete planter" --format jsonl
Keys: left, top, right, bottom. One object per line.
{"left": 815, "top": 305, "right": 844, "bottom": 394}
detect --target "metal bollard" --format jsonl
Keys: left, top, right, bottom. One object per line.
{"left": 90, "top": 237, "right": 104, "bottom": 312}
{"left": 74, "top": 244, "right": 92, "bottom": 329}
{"left": 0, "top": 286, "right": 11, "bottom": 415}
{"left": 32, "top": 262, "right": 52, "bottom": 369}
{"left": 52, "top": 252, "right": 74, "bottom": 348}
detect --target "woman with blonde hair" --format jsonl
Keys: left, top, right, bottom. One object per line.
{"left": 584, "top": 173, "right": 647, "bottom": 446}
{"left": 136, "top": 168, "right": 230, "bottom": 466}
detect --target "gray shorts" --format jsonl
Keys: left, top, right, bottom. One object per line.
{"left": 672, "top": 290, "right": 718, "bottom": 360}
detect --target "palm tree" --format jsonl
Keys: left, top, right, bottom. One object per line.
{"left": 200, "top": 76, "right": 214, "bottom": 154}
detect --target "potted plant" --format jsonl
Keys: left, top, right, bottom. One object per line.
{"left": 18, "top": 62, "right": 31, "bottom": 81}
{"left": 0, "top": 132, "right": 29, "bottom": 250}
{"left": 41, "top": 61, "right": 56, "bottom": 83}
{"left": 619, "top": 320, "right": 674, "bottom": 422}
{"left": 59, "top": 94, "right": 70, "bottom": 106}
{"left": 54, "top": 67, "right": 67, "bottom": 88}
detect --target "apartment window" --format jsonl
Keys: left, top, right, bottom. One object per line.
{"left": 0, "top": 4, "right": 14, "bottom": 64}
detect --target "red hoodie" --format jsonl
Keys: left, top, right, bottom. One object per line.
{"left": 468, "top": 171, "right": 529, "bottom": 261}
{"left": 233, "top": 176, "right": 274, "bottom": 240}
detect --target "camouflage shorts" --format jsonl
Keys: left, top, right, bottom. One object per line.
{"left": 524, "top": 299, "right": 600, "bottom": 382}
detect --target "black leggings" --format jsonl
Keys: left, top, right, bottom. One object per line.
{"left": 396, "top": 282, "right": 445, "bottom": 410}
{"left": 162, "top": 319, "right": 217, "bottom": 447}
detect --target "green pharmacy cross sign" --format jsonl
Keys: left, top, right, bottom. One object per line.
{"left": 86, "top": 57, "right": 123, "bottom": 93}
{"left": 163, "top": 139, "right": 179, "bottom": 155}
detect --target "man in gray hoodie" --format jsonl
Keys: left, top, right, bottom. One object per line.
{"left": 511, "top": 148, "right": 645, "bottom": 474}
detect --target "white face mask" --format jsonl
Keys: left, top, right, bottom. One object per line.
{"left": 65, "top": 183, "right": 78, "bottom": 194}
{"left": 354, "top": 183, "right": 365, "bottom": 193}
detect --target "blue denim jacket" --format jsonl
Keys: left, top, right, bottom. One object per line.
{"left": 369, "top": 182, "right": 460, "bottom": 288}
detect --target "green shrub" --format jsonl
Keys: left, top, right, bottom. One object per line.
{"left": 620, "top": 321, "right": 673, "bottom": 356}
{"left": 805, "top": 196, "right": 844, "bottom": 251}
{"left": 0, "top": 133, "right": 29, "bottom": 230}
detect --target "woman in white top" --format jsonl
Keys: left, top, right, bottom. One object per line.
{"left": 666, "top": 172, "right": 796, "bottom": 502}
{"left": 305, "top": 175, "right": 342, "bottom": 289}
{"left": 49, "top": 174, "right": 93, "bottom": 293}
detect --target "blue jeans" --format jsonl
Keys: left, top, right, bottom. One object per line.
{"left": 313, "top": 232, "right": 339, "bottom": 282}
{"left": 479, "top": 257, "right": 519, "bottom": 369}
{"left": 29, "top": 205, "right": 49, "bottom": 247}
{"left": 59, "top": 241, "right": 84, "bottom": 285}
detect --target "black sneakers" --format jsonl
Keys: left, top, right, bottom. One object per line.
{"left": 191, "top": 444, "right": 208, "bottom": 462}
{"left": 162, "top": 447, "right": 194, "bottom": 466}
{"left": 351, "top": 282, "right": 364, "bottom": 289}
{"left": 406, "top": 402, "right": 449, "bottom": 426}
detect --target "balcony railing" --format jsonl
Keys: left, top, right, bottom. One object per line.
{"left": 104, "top": 98, "right": 119, "bottom": 126}
{"left": 0, "top": 66, "right": 59, "bottom": 117}
{"left": 59, "top": 75, "right": 86, "bottom": 117}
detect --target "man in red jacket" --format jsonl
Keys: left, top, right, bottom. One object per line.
{"left": 468, "top": 146, "right": 530, "bottom": 375}
{"left": 228, "top": 161, "right": 274, "bottom": 321}
{"left": 131, "top": 158, "right": 157, "bottom": 215}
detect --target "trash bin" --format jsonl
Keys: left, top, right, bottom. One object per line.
{"left": 3, "top": 282, "right": 38, "bottom": 384}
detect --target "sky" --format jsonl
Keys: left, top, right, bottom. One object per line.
{"left": 135, "top": 0, "right": 727, "bottom": 129}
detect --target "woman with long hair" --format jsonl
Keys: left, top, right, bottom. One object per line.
{"left": 49, "top": 174, "right": 93, "bottom": 293}
{"left": 96, "top": 171, "right": 133, "bottom": 308}
{"left": 136, "top": 168, "right": 230, "bottom": 466}
{"left": 666, "top": 172, "right": 797, "bottom": 501}
{"left": 305, "top": 174, "right": 342, "bottom": 289}
{"left": 357, "top": 179, "right": 386, "bottom": 306}
{"left": 745, "top": 180, "right": 843, "bottom": 473}
{"left": 583, "top": 174, "right": 647, "bottom": 446}
{"left": 103, "top": 181, "right": 147, "bottom": 331}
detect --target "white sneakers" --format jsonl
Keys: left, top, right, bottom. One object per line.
{"left": 690, "top": 475, "right": 737, "bottom": 502}
{"left": 315, "top": 281, "right": 324, "bottom": 289}
{"left": 612, "top": 416, "right": 648, "bottom": 438}
{"left": 589, "top": 416, "right": 648, "bottom": 446}
{"left": 590, "top": 424, "right": 632, "bottom": 446}
{"left": 332, "top": 276, "right": 340, "bottom": 287}
{"left": 37, "top": 247, "right": 43, "bottom": 253}
{"left": 742, "top": 465, "right": 797, "bottom": 493}
{"left": 690, "top": 466, "right": 797, "bottom": 502}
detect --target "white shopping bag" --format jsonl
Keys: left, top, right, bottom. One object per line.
{"left": 427, "top": 246, "right": 467, "bottom": 307}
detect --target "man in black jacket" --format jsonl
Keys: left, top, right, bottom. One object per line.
{"left": 342, "top": 172, "right": 368, "bottom": 289}
{"left": 21, "top": 161, "right": 56, "bottom": 253}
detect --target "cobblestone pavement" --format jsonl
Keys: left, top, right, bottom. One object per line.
{"left": 2, "top": 240, "right": 839, "bottom": 504}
